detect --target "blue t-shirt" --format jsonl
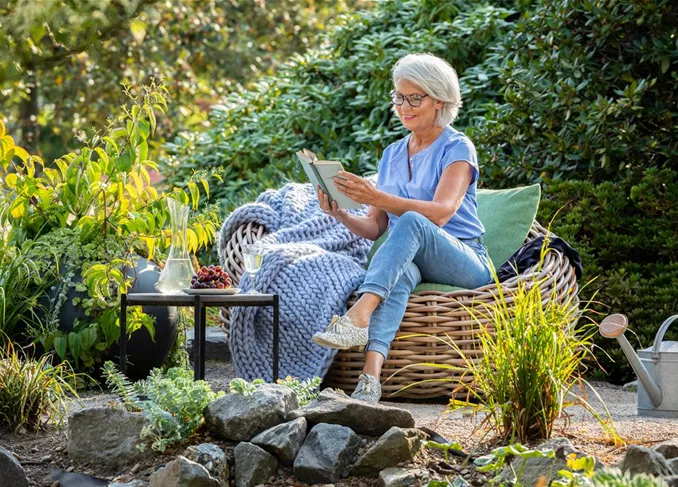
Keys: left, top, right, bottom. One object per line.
{"left": 376, "top": 125, "right": 485, "bottom": 240}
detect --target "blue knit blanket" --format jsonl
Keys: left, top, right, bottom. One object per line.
{"left": 217, "top": 183, "right": 371, "bottom": 382}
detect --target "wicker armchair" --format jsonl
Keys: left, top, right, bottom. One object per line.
{"left": 219, "top": 220, "right": 578, "bottom": 399}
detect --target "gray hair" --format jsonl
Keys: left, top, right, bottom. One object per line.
{"left": 392, "top": 53, "right": 462, "bottom": 126}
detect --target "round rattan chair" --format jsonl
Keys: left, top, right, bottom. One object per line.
{"left": 219, "top": 220, "right": 578, "bottom": 399}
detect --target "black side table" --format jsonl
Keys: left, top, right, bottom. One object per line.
{"left": 120, "top": 293, "right": 280, "bottom": 381}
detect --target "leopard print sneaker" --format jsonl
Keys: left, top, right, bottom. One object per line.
{"left": 351, "top": 373, "right": 382, "bottom": 403}
{"left": 312, "top": 314, "right": 368, "bottom": 350}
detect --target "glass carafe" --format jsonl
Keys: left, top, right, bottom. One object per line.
{"left": 156, "top": 198, "right": 194, "bottom": 294}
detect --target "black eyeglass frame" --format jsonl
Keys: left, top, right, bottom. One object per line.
{"left": 390, "top": 90, "right": 430, "bottom": 107}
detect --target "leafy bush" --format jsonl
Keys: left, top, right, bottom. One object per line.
{"left": 0, "top": 0, "right": 362, "bottom": 162}
{"left": 430, "top": 262, "right": 618, "bottom": 444}
{"left": 0, "top": 339, "right": 78, "bottom": 432}
{"left": 474, "top": 0, "right": 678, "bottom": 185}
{"left": 162, "top": 0, "right": 517, "bottom": 210}
{"left": 0, "top": 84, "right": 219, "bottom": 370}
{"left": 424, "top": 444, "right": 669, "bottom": 487}
{"left": 538, "top": 171, "right": 678, "bottom": 384}
{"left": 103, "top": 361, "right": 223, "bottom": 452}
{"left": 469, "top": 0, "right": 678, "bottom": 382}
{"left": 0, "top": 242, "right": 49, "bottom": 341}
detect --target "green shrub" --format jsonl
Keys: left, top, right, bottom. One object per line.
{"left": 424, "top": 445, "right": 669, "bottom": 487}
{"left": 162, "top": 0, "right": 517, "bottom": 210}
{"left": 538, "top": 170, "right": 678, "bottom": 384}
{"left": 103, "top": 361, "right": 223, "bottom": 452}
{"left": 0, "top": 339, "right": 78, "bottom": 432}
{"left": 470, "top": 0, "right": 678, "bottom": 382}
{"left": 474, "top": 0, "right": 678, "bottom": 185}
{"left": 0, "top": 84, "right": 219, "bottom": 371}
{"left": 0, "top": 242, "right": 50, "bottom": 341}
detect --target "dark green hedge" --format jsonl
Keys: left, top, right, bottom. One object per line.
{"left": 161, "top": 0, "right": 517, "bottom": 210}
{"left": 477, "top": 0, "right": 678, "bottom": 383}
{"left": 538, "top": 169, "right": 678, "bottom": 383}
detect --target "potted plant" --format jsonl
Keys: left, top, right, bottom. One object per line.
{"left": 0, "top": 81, "right": 221, "bottom": 377}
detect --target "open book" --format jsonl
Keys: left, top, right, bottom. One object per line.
{"left": 296, "top": 149, "right": 362, "bottom": 210}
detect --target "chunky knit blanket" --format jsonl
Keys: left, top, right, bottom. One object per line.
{"left": 217, "top": 183, "right": 372, "bottom": 382}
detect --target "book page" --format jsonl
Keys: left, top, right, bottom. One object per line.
{"left": 313, "top": 161, "right": 362, "bottom": 210}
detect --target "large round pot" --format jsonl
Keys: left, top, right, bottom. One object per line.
{"left": 116, "top": 257, "right": 179, "bottom": 380}
{"left": 45, "top": 257, "right": 178, "bottom": 380}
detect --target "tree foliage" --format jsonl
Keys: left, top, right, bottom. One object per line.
{"left": 0, "top": 0, "right": 360, "bottom": 160}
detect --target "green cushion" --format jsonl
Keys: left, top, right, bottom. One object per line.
{"left": 365, "top": 184, "right": 541, "bottom": 291}
{"left": 477, "top": 184, "right": 541, "bottom": 268}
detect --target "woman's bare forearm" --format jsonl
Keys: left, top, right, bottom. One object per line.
{"left": 336, "top": 212, "right": 384, "bottom": 241}
{"left": 376, "top": 192, "right": 457, "bottom": 227}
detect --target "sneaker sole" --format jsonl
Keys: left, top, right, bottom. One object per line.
{"left": 311, "top": 335, "right": 366, "bottom": 350}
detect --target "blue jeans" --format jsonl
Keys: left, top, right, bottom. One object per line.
{"left": 357, "top": 211, "right": 493, "bottom": 359}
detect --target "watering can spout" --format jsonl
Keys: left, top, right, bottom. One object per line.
{"left": 599, "top": 314, "right": 663, "bottom": 408}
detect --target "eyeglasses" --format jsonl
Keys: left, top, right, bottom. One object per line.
{"left": 390, "top": 90, "right": 429, "bottom": 107}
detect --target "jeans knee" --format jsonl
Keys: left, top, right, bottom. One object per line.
{"left": 394, "top": 211, "right": 427, "bottom": 231}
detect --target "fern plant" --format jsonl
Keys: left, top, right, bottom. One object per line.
{"left": 102, "top": 361, "right": 223, "bottom": 452}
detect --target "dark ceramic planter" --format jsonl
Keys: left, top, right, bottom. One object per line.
{"left": 47, "top": 257, "right": 178, "bottom": 380}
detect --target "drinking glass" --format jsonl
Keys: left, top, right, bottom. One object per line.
{"left": 242, "top": 242, "right": 265, "bottom": 294}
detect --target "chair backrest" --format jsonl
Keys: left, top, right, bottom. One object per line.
{"left": 477, "top": 183, "right": 541, "bottom": 267}
{"left": 366, "top": 184, "right": 541, "bottom": 268}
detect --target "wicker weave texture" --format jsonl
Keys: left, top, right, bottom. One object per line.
{"left": 220, "top": 221, "right": 578, "bottom": 399}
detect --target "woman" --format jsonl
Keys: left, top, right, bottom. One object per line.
{"left": 313, "top": 53, "right": 493, "bottom": 403}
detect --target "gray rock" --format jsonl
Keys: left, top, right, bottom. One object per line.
{"left": 669, "top": 458, "right": 678, "bottom": 475}
{"left": 50, "top": 469, "right": 108, "bottom": 486}
{"left": 622, "top": 380, "right": 638, "bottom": 393}
{"left": 500, "top": 438, "right": 599, "bottom": 487}
{"left": 183, "top": 443, "right": 229, "bottom": 486}
{"left": 204, "top": 384, "right": 299, "bottom": 441}
{"left": 234, "top": 442, "right": 278, "bottom": 487}
{"left": 289, "top": 389, "right": 414, "bottom": 436}
{"left": 293, "top": 423, "right": 362, "bottom": 484}
{"left": 656, "top": 440, "right": 678, "bottom": 460}
{"left": 352, "top": 427, "right": 425, "bottom": 476}
{"left": 251, "top": 417, "right": 307, "bottom": 465}
{"left": 665, "top": 475, "right": 678, "bottom": 487}
{"left": 67, "top": 407, "right": 153, "bottom": 469}
{"left": 148, "top": 456, "right": 220, "bottom": 487}
{"left": 619, "top": 445, "right": 674, "bottom": 477}
{"left": 0, "top": 446, "right": 28, "bottom": 487}
{"left": 109, "top": 481, "right": 146, "bottom": 487}
{"left": 379, "top": 467, "right": 429, "bottom": 487}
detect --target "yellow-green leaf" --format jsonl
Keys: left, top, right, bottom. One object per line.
{"left": 201, "top": 178, "right": 210, "bottom": 200}
{"left": 5, "top": 173, "right": 18, "bottom": 188}
{"left": 10, "top": 199, "right": 25, "bottom": 218}
{"left": 187, "top": 181, "right": 199, "bottom": 209}
{"left": 13, "top": 146, "right": 29, "bottom": 162}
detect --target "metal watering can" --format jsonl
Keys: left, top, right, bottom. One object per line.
{"left": 598, "top": 314, "right": 678, "bottom": 418}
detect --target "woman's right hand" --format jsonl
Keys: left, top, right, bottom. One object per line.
{"left": 317, "top": 186, "right": 348, "bottom": 222}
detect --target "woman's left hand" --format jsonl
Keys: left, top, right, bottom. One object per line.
{"left": 333, "top": 171, "right": 382, "bottom": 206}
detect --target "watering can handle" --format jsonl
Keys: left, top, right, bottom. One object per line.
{"left": 652, "top": 315, "right": 678, "bottom": 359}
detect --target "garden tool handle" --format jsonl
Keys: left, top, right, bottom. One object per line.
{"left": 652, "top": 315, "right": 678, "bottom": 359}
